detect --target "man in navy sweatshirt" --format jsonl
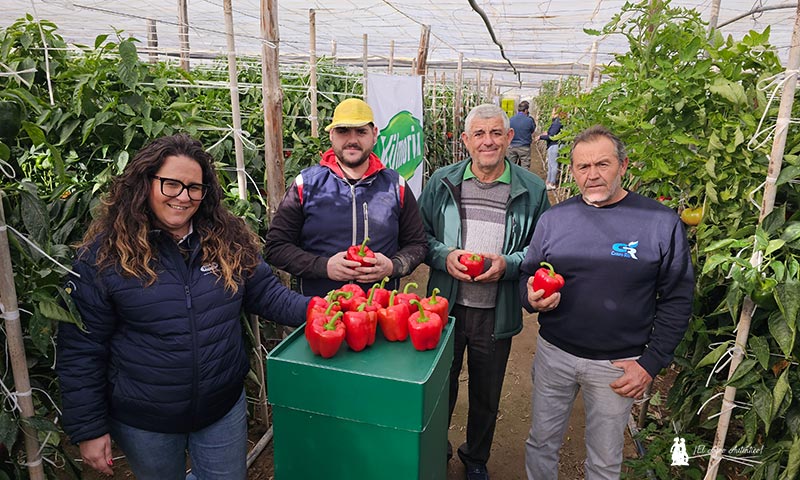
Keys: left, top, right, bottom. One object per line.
{"left": 519, "top": 125, "right": 694, "bottom": 480}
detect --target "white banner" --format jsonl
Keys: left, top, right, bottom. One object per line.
{"left": 367, "top": 74, "right": 424, "bottom": 197}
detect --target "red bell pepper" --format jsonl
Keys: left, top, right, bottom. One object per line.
{"left": 343, "top": 303, "right": 375, "bottom": 352}
{"left": 305, "top": 301, "right": 340, "bottom": 355}
{"left": 361, "top": 288, "right": 381, "bottom": 345}
{"left": 314, "top": 311, "right": 345, "bottom": 358}
{"left": 532, "top": 261, "right": 565, "bottom": 299}
{"left": 367, "top": 276, "right": 392, "bottom": 308}
{"left": 395, "top": 282, "right": 421, "bottom": 307}
{"left": 407, "top": 299, "right": 444, "bottom": 351}
{"left": 377, "top": 290, "right": 410, "bottom": 342}
{"left": 459, "top": 253, "right": 485, "bottom": 278}
{"left": 420, "top": 287, "right": 449, "bottom": 325}
{"left": 346, "top": 237, "right": 376, "bottom": 267}
{"left": 331, "top": 289, "right": 361, "bottom": 312}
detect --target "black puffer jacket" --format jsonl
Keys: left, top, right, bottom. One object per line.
{"left": 57, "top": 231, "right": 309, "bottom": 442}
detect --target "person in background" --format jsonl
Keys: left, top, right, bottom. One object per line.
{"left": 419, "top": 104, "right": 550, "bottom": 480}
{"left": 539, "top": 107, "right": 565, "bottom": 190}
{"left": 507, "top": 100, "right": 536, "bottom": 170}
{"left": 57, "top": 134, "right": 310, "bottom": 480}
{"left": 264, "top": 98, "right": 427, "bottom": 297}
{"left": 520, "top": 125, "right": 694, "bottom": 480}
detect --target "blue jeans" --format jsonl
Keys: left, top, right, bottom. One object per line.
{"left": 110, "top": 390, "right": 247, "bottom": 480}
{"left": 546, "top": 144, "right": 559, "bottom": 184}
{"left": 525, "top": 337, "right": 635, "bottom": 480}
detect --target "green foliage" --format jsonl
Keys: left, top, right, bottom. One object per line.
{"left": 552, "top": 0, "right": 800, "bottom": 477}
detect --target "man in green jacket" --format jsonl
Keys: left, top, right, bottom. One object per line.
{"left": 418, "top": 104, "right": 550, "bottom": 480}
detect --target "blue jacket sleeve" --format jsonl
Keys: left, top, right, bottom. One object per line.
{"left": 56, "top": 256, "right": 116, "bottom": 443}
{"left": 243, "top": 258, "right": 311, "bottom": 327}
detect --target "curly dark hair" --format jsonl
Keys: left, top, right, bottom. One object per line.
{"left": 81, "top": 133, "right": 261, "bottom": 292}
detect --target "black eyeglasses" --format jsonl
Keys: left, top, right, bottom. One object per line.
{"left": 152, "top": 175, "right": 209, "bottom": 201}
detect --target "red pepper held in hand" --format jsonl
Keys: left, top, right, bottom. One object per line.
{"left": 367, "top": 277, "right": 392, "bottom": 308}
{"left": 346, "top": 237, "right": 376, "bottom": 267}
{"left": 378, "top": 290, "right": 410, "bottom": 342}
{"left": 532, "top": 261, "right": 565, "bottom": 299}
{"left": 420, "top": 287, "right": 449, "bottom": 325}
{"left": 395, "top": 282, "right": 421, "bottom": 307}
{"left": 459, "top": 253, "right": 485, "bottom": 278}
{"left": 343, "top": 303, "right": 375, "bottom": 352}
{"left": 407, "top": 299, "right": 444, "bottom": 351}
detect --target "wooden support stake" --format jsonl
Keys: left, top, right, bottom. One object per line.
{"left": 309, "top": 9, "right": 319, "bottom": 138}
{"left": 586, "top": 40, "right": 598, "bottom": 91}
{"left": 362, "top": 34, "right": 368, "bottom": 98}
{"left": 454, "top": 53, "right": 464, "bottom": 162}
{"left": 261, "top": 0, "right": 285, "bottom": 220}
{"left": 415, "top": 25, "right": 431, "bottom": 81}
{"left": 0, "top": 193, "right": 44, "bottom": 480}
{"left": 223, "top": 0, "right": 246, "bottom": 200}
{"left": 388, "top": 39, "right": 395, "bottom": 74}
{"left": 177, "top": 0, "right": 190, "bottom": 71}
{"left": 146, "top": 18, "right": 158, "bottom": 64}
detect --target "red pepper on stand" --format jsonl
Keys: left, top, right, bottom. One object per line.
{"left": 346, "top": 237, "right": 376, "bottom": 267}
{"left": 377, "top": 290, "right": 410, "bottom": 342}
{"left": 458, "top": 253, "right": 485, "bottom": 278}
{"left": 367, "top": 277, "right": 392, "bottom": 308}
{"left": 343, "top": 304, "right": 375, "bottom": 352}
{"left": 305, "top": 301, "right": 340, "bottom": 355}
{"left": 331, "top": 289, "right": 360, "bottom": 312}
{"left": 314, "top": 311, "right": 346, "bottom": 358}
{"left": 361, "top": 287, "right": 381, "bottom": 345}
{"left": 420, "top": 287, "right": 449, "bottom": 325}
{"left": 531, "top": 262, "right": 565, "bottom": 299}
{"left": 395, "top": 282, "right": 421, "bottom": 307}
{"left": 407, "top": 300, "right": 444, "bottom": 351}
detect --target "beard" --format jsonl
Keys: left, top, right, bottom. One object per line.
{"left": 334, "top": 144, "right": 372, "bottom": 169}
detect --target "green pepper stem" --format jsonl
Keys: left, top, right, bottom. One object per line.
{"left": 409, "top": 299, "right": 428, "bottom": 323}
{"left": 379, "top": 276, "right": 389, "bottom": 289}
{"left": 403, "top": 282, "right": 418, "bottom": 295}
{"left": 429, "top": 287, "right": 441, "bottom": 305}
{"left": 324, "top": 311, "right": 344, "bottom": 330}
{"left": 388, "top": 290, "right": 398, "bottom": 307}
{"left": 325, "top": 301, "right": 340, "bottom": 315}
{"left": 539, "top": 261, "right": 557, "bottom": 277}
{"left": 358, "top": 236, "right": 370, "bottom": 256}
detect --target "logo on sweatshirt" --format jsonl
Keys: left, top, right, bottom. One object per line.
{"left": 611, "top": 241, "right": 639, "bottom": 260}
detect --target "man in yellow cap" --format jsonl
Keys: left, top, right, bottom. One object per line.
{"left": 265, "top": 98, "right": 428, "bottom": 297}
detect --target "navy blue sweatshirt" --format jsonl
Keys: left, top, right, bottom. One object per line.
{"left": 519, "top": 192, "right": 694, "bottom": 377}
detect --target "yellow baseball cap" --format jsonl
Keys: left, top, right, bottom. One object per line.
{"left": 325, "top": 98, "right": 374, "bottom": 132}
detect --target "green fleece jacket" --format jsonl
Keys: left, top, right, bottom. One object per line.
{"left": 418, "top": 160, "right": 550, "bottom": 339}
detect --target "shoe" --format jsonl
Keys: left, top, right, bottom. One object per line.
{"left": 465, "top": 463, "right": 489, "bottom": 480}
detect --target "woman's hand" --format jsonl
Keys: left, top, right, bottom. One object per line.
{"left": 79, "top": 434, "right": 113, "bottom": 475}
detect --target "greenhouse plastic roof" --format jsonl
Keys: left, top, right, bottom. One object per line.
{"left": 2, "top": 0, "right": 797, "bottom": 94}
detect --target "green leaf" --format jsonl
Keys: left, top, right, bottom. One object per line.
{"left": 776, "top": 280, "right": 800, "bottom": 332}
{"left": 773, "top": 368, "right": 790, "bottom": 421}
{"left": 21, "top": 120, "right": 46, "bottom": 146}
{"left": 762, "top": 205, "right": 786, "bottom": 235}
{"left": 0, "top": 141, "right": 9, "bottom": 161}
{"left": 752, "top": 383, "right": 773, "bottom": 434}
{"left": 727, "top": 357, "right": 757, "bottom": 385}
{"left": 0, "top": 409, "right": 18, "bottom": 451}
{"left": 709, "top": 78, "right": 747, "bottom": 105}
{"left": 781, "top": 436, "right": 800, "bottom": 480}
{"left": 780, "top": 222, "right": 800, "bottom": 243}
{"left": 28, "top": 311, "right": 52, "bottom": 355}
{"left": 697, "top": 340, "right": 731, "bottom": 368}
{"left": 777, "top": 165, "right": 800, "bottom": 186}
{"left": 765, "top": 239, "right": 786, "bottom": 257}
{"left": 768, "top": 312, "right": 795, "bottom": 357}
{"left": 38, "top": 299, "right": 73, "bottom": 322}
{"left": 117, "top": 40, "right": 139, "bottom": 89}
{"left": 748, "top": 335, "right": 770, "bottom": 369}
{"left": 20, "top": 188, "right": 49, "bottom": 246}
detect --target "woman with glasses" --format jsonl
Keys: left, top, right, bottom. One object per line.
{"left": 56, "top": 133, "right": 310, "bottom": 479}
